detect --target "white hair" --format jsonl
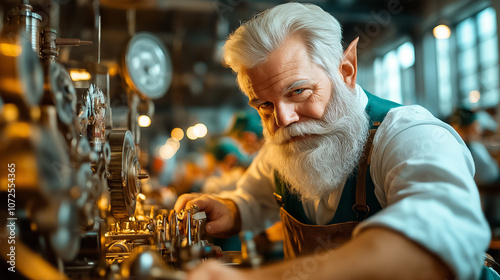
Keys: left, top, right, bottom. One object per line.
{"left": 223, "top": 2, "right": 344, "bottom": 94}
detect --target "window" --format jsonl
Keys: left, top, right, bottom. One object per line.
{"left": 435, "top": 7, "right": 499, "bottom": 116}
{"left": 436, "top": 36, "right": 453, "bottom": 116}
{"left": 374, "top": 41, "right": 416, "bottom": 105}
{"left": 456, "top": 7, "right": 499, "bottom": 109}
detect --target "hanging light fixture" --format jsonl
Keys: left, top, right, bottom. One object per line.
{"left": 433, "top": 24, "right": 451, "bottom": 39}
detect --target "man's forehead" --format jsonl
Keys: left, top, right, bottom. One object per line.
{"left": 246, "top": 62, "right": 307, "bottom": 99}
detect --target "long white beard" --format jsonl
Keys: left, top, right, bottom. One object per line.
{"left": 262, "top": 82, "right": 369, "bottom": 200}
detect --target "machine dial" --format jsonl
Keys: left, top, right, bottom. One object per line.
{"left": 122, "top": 32, "right": 172, "bottom": 99}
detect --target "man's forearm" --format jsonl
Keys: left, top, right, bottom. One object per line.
{"left": 251, "top": 227, "right": 453, "bottom": 280}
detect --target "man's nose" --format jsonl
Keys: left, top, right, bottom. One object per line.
{"left": 274, "top": 102, "right": 299, "bottom": 129}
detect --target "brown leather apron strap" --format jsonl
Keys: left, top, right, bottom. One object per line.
{"left": 353, "top": 128, "right": 377, "bottom": 220}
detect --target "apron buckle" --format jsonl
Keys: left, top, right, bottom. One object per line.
{"left": 352, "top": 204, "right": 370, "bottom": 220}
{"left": 273, "top": 192, "right": 283, "bottom": 207}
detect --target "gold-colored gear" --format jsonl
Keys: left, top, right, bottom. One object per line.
{"left": 107, "top": 130, "right": 141, "bottom": 218}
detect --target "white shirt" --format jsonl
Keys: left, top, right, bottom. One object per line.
{"left": 202, "top": 167, "right": 245, "bottom": 194}
{"left": 219, "top": 85, "right": 491, "bottom": 280}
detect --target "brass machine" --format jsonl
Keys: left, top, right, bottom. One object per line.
{"left": 0, "top": 2, "right": 261, "bottom": 279}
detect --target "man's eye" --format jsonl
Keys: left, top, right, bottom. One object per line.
{"left": 293, "top": 88, "right": 304, "bottom": 95}
{"left": 259, "top": 102, "right": 272, "bottom": 109}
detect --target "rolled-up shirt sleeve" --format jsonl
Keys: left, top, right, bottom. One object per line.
{"left": 354, "top": 105, "right": 491, "bottom": 280}
{"left": 218, "top": 150, "right": 281, "bottom": 234}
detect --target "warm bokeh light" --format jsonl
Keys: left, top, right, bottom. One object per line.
{"left": 106, "top": 62, "right": 120, "bottom": 76}
{"left": 3, "top": 104, "right": 19, "bottom": 122}
{"left": 166, "top": 137, "right": 180, "bottom": 150}
{"left": 6, "top": 122, "right": 31, "bottom": 138}
{"left": 186, "top": 126, "right": 197, "bottom": 140}
{"left": 97, "top": 195, "right": 109, "bottom": 212}
{"left": 433, "top": 24, "right": 451, "bottom": 39}
{"left": 469, "top": 90, "right": 481, "bottom": 104}
{"left": 138, "top": 115, "right": 151, "bottom": 127}
{"left": 159, "top": 144, "right": 176, "bottom": 159}
{"left": 0, "top": 43, "right": 22, "bottom": 57}
{"left": 193, "top": 123, "right": 208, "bottom": 138}
{"left": 70, "top": 69, "right": 91, "bottom": 81}
{"left": 30, "top": 106, "right": 41, "bottom": 121}
{"left": 137, "top": 193, "right": 146, "bottom": 201}
{"left": 171, "top": 127, "right": 184, "bottom": 141}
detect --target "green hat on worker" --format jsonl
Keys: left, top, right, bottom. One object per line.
{"left": 207, "top": 137, "right": 247, "bottom": 163}
{"left": 228, "top": 111, "right": 263, "bottom": 139}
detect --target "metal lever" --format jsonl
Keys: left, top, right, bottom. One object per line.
{"left": 185, "top": 211, "right": 192, "bottom": 246}
{"left": 55, "top": 38, "right": 93, "bottom": 46}
{"left": 192, "top": 212, "right": 206, "bottom": 244}
{"left": 169, "top": 210, "right": 180, "bottom": 246}
{"left": 163, "top": 214, "right": 169, "bottom": 242}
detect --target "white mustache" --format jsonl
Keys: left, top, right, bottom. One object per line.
{"left": 268, "top": 117, "right": 354, "bottom": 145}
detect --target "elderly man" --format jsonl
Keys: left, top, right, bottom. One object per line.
{"left": 175, "top": 3, "right": 491, "bottom": 279}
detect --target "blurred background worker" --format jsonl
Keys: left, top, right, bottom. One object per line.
{"left": 202, "top": 137, "right": 249, "bottom": 194}
{"left": 450, "top": 108, "right": 500, "bottom": 186}
{"left": 450, "top": 108, "right": 500, "bottom": 238}
{"left": 227, "top": 110, "right": 265, "bottom": 157}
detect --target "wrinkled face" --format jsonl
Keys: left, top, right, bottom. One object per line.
{"left": 242, "top": 36, "right": 368, "bottom": 199}
{"left": 245, "top": 36, "right": 333, "bottom": 137}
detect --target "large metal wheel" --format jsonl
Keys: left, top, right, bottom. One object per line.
{"left": 107, "top": 130, "right": 141, "bottom": 218}
{"left": 49, "top": 63, "right": 77, "bottom": 125}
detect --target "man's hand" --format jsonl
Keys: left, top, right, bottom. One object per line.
{"left": 174, "top": 193, "right": 242, "bottom": 238}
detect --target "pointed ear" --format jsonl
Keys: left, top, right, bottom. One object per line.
{"left": 339, "top": 37, "right": 359, "bottom": 89}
